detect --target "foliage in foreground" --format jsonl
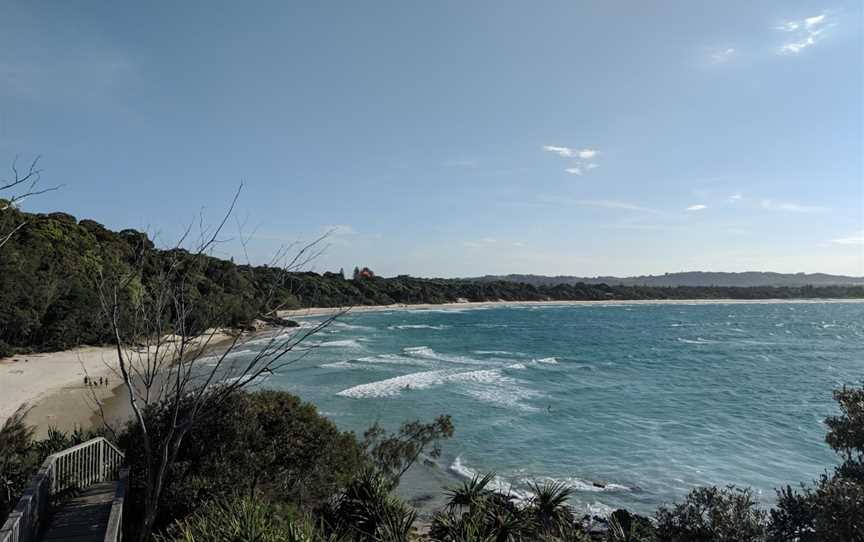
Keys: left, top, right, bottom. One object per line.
{"left": 0, "top": 413, "right": 103, "bottom": 522}
{"left": 150, "top": 382, "right": 864, "bottom": 542}
{"left": 118, "top": 388, "right": 454, "bottom": 538}
{"left": 155, "top": 498, "right": 341, "bottom": 542}
{"left": 120, "top": 390, "right": 365, "bottom": 533}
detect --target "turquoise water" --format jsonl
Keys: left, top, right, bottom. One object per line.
{"left": 245, "top": 302, "right": 864, "bottom": 516}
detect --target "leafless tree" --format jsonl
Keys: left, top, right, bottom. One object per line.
{"left": 94, "top": 185, "right": 344, "bottom": 541}
{"left": 0, "top": 156, "right": 60, "bottom": 249}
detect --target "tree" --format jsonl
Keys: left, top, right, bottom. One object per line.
{"left": 0, "top": 156, "right": 59, "bottom": 250}
{"left": 95, "top": 186, "right": 342, "bottom": 542}
{"left": 655, "top": 486, "right": 766, "bottom": 542}
{"left": 120, "top": 390, "right": 364, "bottom": 531}
{"left": 768, "top": 384, "right": 864, "bottom": 541}
{"left": 361, "top": 415, "right": 454, "bottom": 487}
{"left": 0, "top": 406, "right": 36, "bottom": 519}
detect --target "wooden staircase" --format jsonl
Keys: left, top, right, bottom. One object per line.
{"left": 0, "top": 438, "right": 127, "bottom": 542}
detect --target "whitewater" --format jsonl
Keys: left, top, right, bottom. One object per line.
{"left": 237, "top": 301, "right": 864, "bottom": 516}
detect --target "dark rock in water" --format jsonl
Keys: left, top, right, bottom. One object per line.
{"left": 592, "top": 481, "right": 606, "bottom": 489}
{"left": 260, "top": 315, "right": 300, "bottom": 327}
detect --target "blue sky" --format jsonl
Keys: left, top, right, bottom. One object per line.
{"left": 2, "top": 1, "right": 862, "bottom": 277}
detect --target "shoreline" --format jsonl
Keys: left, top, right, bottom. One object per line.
{"left": 279, "top": 297, "right": 864, "bottom": 318}
{"left": 6, "top": 297, "right": 864, "bottom": 436}
{"left": 0, "top": 333, "right": 238, "bottom": 437}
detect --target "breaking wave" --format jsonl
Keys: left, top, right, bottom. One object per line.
{"left": 336, "top": 368, "right": 505, "bottom": 399}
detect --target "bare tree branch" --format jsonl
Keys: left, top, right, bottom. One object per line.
{"left": 91, "top": 185, "right": 341, "bottom": 541}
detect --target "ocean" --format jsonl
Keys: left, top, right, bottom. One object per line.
{"left": 239, "top": 301, "right": 864, "bottom": 517}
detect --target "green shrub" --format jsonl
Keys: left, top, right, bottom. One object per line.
{"left": 0, "top": 406, "right": 37, "bottom": 520}
{"left": 323, "top": 469, "right": 416, "bottom": 542}
{"left": 155, "top": 497, "right": 336, "bottom": 542}
{"left": 120, "top": 390, "right": 364, "bottom": 532}
{"left": 654, "top": 486, "right": 766, "bottom": 542}
{"left": 767, "top": 384, "right": 864, "bottom": 541}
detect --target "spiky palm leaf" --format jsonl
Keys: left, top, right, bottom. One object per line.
{"left": 444, "top": 472, "right": 496, "bottom": 513}
{"left": 527, "top": 480, "right": 575, "bottom": 539}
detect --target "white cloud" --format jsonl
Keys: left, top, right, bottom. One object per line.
{"left": 463, "top": 237, "right": 497, "bottom": 248}
{"left": 805, "top": 14, "right": 826, "bottom": 28}
{"left": 543, "top": 145, "right": 600, "bottom": 175}
{"left": 777, "top": 12, "right": 832, "bottom": 54}
{"left": 728, "top": 193, "right": 743, "bottom": 202}
{"left": 513, "top": 241, "right": 526, "bottom": 247}
{"left": 711, "top": 48, "right": 736, "bottom": 63}
{"left": 543, "top": 145, "right": 577, "bottom": 157}
{"left": 760, "top": 199, "right": 827, "bottom": 213}
{"left": 571, "top": 199, "right": 660, "bottom": 213}
{"left": 686, "top": 204, "right": 708, "bottom": 211}
{"left": 830, "top": 233, "right": 864, "bottom": 245}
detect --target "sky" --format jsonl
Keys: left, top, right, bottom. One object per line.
{"left": 1, "top": 1, "right": 862, "bottom": 278}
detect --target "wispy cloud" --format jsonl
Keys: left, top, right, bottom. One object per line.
{"left": 463, "top": 237, "right": 497, "bottom": 248}
{"left": 830, "top": 232, "right": 864, "bottom": 245}
{"left": 543, "top": 145, "right": 596, "bottom": 159}
{"left": 728, "top": 193, "right": 743, "bottom": 202}
{"left": 761, "top": 199, "right": 827, "bottom": 213}
{"left": 686, "top": 204, "right": 708, "bottom": 211}
{"left": 776, "top": 12, "right": 833, "bottom": 54}
{"left": 565, "top": 198, "right": 660, "bottom": 214}
{"left": 711, "top": 48, "right": 736, "bottom": 63}
{"left": 543, "top": 145, "right": 600, "bottom": 176}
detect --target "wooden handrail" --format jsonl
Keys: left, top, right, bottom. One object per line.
{"left": 0, "top": 438, "right": 126, "bottom": 542}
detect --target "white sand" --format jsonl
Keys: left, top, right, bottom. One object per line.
{"left": 0, "top": 331, "right": 237, "bottom": 436}
{"left": 279, "top": 297, "right": 864, "bottom": 318}
{"left": 0, "top": 346, "right": 120, "bottom": 434}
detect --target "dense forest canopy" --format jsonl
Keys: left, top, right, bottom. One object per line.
{"left": 2, "top": 205, "right": 863, "bottom": 355}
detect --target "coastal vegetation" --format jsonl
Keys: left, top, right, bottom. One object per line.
{"left": 2, "top": 205, "right": 863, "bottom": 356}
{"left": 3, "top": 383, "right": 862, "bottom": 540}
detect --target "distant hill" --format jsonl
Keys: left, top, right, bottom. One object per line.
{"left": 469, "top": 272, "right": 864, "bottom": 288}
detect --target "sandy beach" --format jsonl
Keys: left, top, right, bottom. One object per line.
{"left": 0, "top": 346, "right": 121, "bottom": 437}
{"left": 5, "top": 297, "right": 863, "bottom": 436}
{"left": 279, "top": 297, "right": 864, "bottom": 318}
{"left": 0, "top": 332, "right": 236, "bottom": 437}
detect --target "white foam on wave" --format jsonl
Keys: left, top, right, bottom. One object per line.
{"left": 388, "top": 324, "right": 451, "bottom": 330}
{"left": 677, "top": 337, "right": 716, "bottom": 345}
{"left": 332, "top": 321, "right": 374, "bottom": 330}
{"left": 320, "top": 361, "right": 361, "bottom": 370}
{"left": 581, "top": 501, "right": 616, "bottom": 518}
{"left": 534, "top": 357, "right": 558, "bottom": 364}
{"left": 319, "top": 339, "right": 364, "bottom": 349}
{"left": 402, "top": 346, "right": 487, "bottom": 365}
{"left": 357, "top": 354, "right": 434, "bottom": 367}
{"left": 507, "top": 363, "right": 528, "bottom": 370}
{"left": 336, "top": 368, "right": 504, "bottom": 399}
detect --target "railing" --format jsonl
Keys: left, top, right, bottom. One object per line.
{"left": 0, "top": 438, "right": 125, "bottom": 542}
